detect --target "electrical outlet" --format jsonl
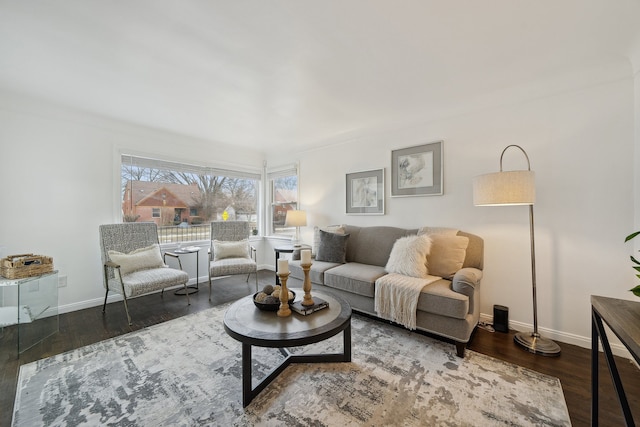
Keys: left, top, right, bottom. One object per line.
{"left": 58, "top": 275, "right": 67, "bottom": 288}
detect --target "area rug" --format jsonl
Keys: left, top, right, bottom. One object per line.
{"left": 13, "top": 303, "right": 571, "bottom": 426}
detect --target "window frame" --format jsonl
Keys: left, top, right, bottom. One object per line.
{"left": 267, "top": 163, "right": 299, "bottom": 238}
{"left": 119, "top": 151, "right": 262, "bottom": 245}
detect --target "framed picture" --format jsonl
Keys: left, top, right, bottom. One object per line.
{"left": 391, "top": 141, "right": 443, "bottom": 197}
{"left": 346, "top": 169, "right": 385, "bottom": 215}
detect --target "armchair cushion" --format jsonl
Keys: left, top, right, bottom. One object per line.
{"left": 212, "top": 239, "right": 250, "bottom": 261}
{"left": 112, "top": 267, "right": 190, "bottom": 298}
{"left": 209, "top": 257, "right": 256, "bottom": 276}
{"left": 107, "top": 244, "right": 164, "bottom": 276}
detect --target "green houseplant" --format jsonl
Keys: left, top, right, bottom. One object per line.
{"left": 624, "top": 231, "right": 640, "bottom": 297}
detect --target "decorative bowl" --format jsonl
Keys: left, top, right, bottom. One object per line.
{"left": 253, "top": 290, "right": 296, "bottom": 311}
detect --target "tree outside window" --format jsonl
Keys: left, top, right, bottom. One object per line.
{"left": 121, "top": 155, "right": 260, "bottom": 243}
{"left": 271, "top": 175, "right": 298, "bottom": 236}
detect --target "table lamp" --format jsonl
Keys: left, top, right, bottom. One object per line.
{"left": 284, "top": 210, "right": 306, "bottom": 247}
{"left": 473, "top": 144, "right": 560, "bottom": 356}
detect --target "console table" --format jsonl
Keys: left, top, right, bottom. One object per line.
{"left": 0, "top": 270, "right": 59, "bottom": 355}
{"left": 591, "top": 295, "right": 640, "bottom": 426}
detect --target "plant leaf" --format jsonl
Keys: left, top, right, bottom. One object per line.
{"left": 631, "top": 285, "right": 640, "bottom": 297}
{"left": 625, "top": 231, "right": 640, "bottom": 242}
{"left": 631, "top": 255, "right": 640, "bottom": 265}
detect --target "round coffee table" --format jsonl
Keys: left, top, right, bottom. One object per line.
{"left": 224, "top": 289, "right": 352, "bottom": 407}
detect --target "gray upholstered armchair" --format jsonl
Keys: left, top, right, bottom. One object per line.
{"left": 99, "top": 222, "right": 190, "bottom": 325}
{"left": 208, "top": 221, "right": 258, "bottom": 300}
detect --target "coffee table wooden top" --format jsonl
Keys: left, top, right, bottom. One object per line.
{"left": 223, "top": 289, "right": 351, "bottom": 348}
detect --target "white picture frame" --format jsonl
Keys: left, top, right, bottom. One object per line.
{"left": 391, "top": 141, "right": 443, "bottom": 197}
{"left": 346, "top": 169, "right": 385, "bottom": 215}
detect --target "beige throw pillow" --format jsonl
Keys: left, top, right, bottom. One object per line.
{"left": 213, "top": 239, "right": 249, "bottom": 261}
{"left": 385, "top": 234, "right": 432, "bottom": 278}
{"left": 426, "top": 234, "right": 469, "bottom": 279}
{"left": 108, "top": 244, "right": 164, "bottom": 276}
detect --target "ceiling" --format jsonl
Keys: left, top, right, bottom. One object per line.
{"left": 1, "top": 1, "right": 639, "bottom": 153}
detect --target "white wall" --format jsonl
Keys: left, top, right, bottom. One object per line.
{"left": 635, "top": 56, "right": 640, "bottom": 241}
{"left": 267, "top": 59, "right": 636, "bottom": 351}
{"left": 1, "top": 57, "right": 637, "bottom": 354}
{"left": 0, "top": 90, "right": 264, "bottom": 312}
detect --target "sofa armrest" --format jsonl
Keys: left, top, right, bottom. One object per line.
{"left": 452, "top": 267, "right": 483, "bottom": 315}
{"left": 452, "top": 267, "right": 482, "bottom": 292}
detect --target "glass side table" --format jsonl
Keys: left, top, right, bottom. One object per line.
{"left": 0, "top": 270, "right": 59, "bottom": 355}
{"left": 164, "top": 246, "right": 200, "bottom": 295}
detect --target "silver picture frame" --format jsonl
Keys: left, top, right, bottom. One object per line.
{"left": 346, "top": 169, "right": 385, "bottom": 215}
{"left": 391, "top": 141, "right": 443, "bottom": 197}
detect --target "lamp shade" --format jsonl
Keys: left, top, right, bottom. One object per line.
{"left": 473, "top": 170, "right": 535, "bottom": 206}
{"left": 284, "top": 210, "right": 307, "bottom": 227}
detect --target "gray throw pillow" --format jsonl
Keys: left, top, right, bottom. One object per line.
{"left": 316, "top": 230, "right": 350, "bottom": 263}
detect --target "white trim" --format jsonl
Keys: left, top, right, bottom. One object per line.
{"left": 119, "top": 147, "right": 262, "bottom": 178}
{"left": 266, "top": 162, "right": 298, "bottom": 178}
{"left": 479, "top": 313, "right": 635, "bottom": 361}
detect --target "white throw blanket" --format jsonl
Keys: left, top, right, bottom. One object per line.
{"left": 374, "top": 273, "right": 441, "bottom": 330}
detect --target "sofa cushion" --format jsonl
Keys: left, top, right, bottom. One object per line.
{"left": 108, "top": 244, "right": 164, "bottom": 276}
{"left": 316, "top": 230, "right": 350, "bottom": 263}
{"left": 289, "top": 259, "right": 342, "bottom": 284}
{"left": 385, "top": 234, "right": 432, "bottom": 278}
{"left": 344, "top": 225, "right": 417, "bottom": 267}
{"left": 324, "top": 263, "right": 387, "bottom": 297}
{"left": 417, "top": 279, "right": 469, "bottom": 320}
{"left": 425, "top": 234, "right": 470, "bottom": 279}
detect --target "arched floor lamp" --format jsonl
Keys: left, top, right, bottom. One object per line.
{"left": 473, "top": 145, "right": 561, "bottom": 356}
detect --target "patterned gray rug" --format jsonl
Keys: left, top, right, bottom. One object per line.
{"left": 13, "top": 303, "right": 571, "bottom": 426}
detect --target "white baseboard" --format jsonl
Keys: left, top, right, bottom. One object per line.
{"left": 479, "top": 313, "right": 634, "bottom": 362}
{"left": 57, "top": 271, "right": 268, "bottom": 315}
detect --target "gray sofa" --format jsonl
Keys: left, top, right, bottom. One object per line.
{"left": 287, "top": 225, "right": 483, "bottom": 357}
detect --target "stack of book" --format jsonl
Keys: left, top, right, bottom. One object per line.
{"left": 290, "top": 297, "right": 329, "bottom": 316}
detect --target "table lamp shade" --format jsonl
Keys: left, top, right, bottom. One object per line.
{"left": 284, "top": 210, "right": 307, "bottom": 227}
{"left": 473, "top": 170, "right": 535, "bottom": 206}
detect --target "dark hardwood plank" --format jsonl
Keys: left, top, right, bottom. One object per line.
{"left": 1, "top": 270, "right": 639, "bottom": 426}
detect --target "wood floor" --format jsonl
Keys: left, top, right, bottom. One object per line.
{"left": 2, "top": 270, "right": 639, "bottom": 426}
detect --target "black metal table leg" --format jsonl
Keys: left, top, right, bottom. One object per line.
{"left": 591, "top": 308, "right": 635, "bottom": 426}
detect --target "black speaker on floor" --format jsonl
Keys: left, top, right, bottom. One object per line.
{"left": 493, "top": 305, "right": 509, "bottom": 333}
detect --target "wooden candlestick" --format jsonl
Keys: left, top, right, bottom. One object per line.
{"left": 301, "top": 263, "right": 315, "bottom": 306}
{"left": 277, "top": 272, "right": 292, "bottom": 317}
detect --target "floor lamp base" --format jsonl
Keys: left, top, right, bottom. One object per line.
{"left": 514, "top": 332, "right": 561, "bottom": 356}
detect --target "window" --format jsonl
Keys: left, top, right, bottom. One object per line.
{"left": 121, "top": 154, "right": 261, "bottom": 243}
{"left": 268, "top": 165, "right": 298, "bottom": 236}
